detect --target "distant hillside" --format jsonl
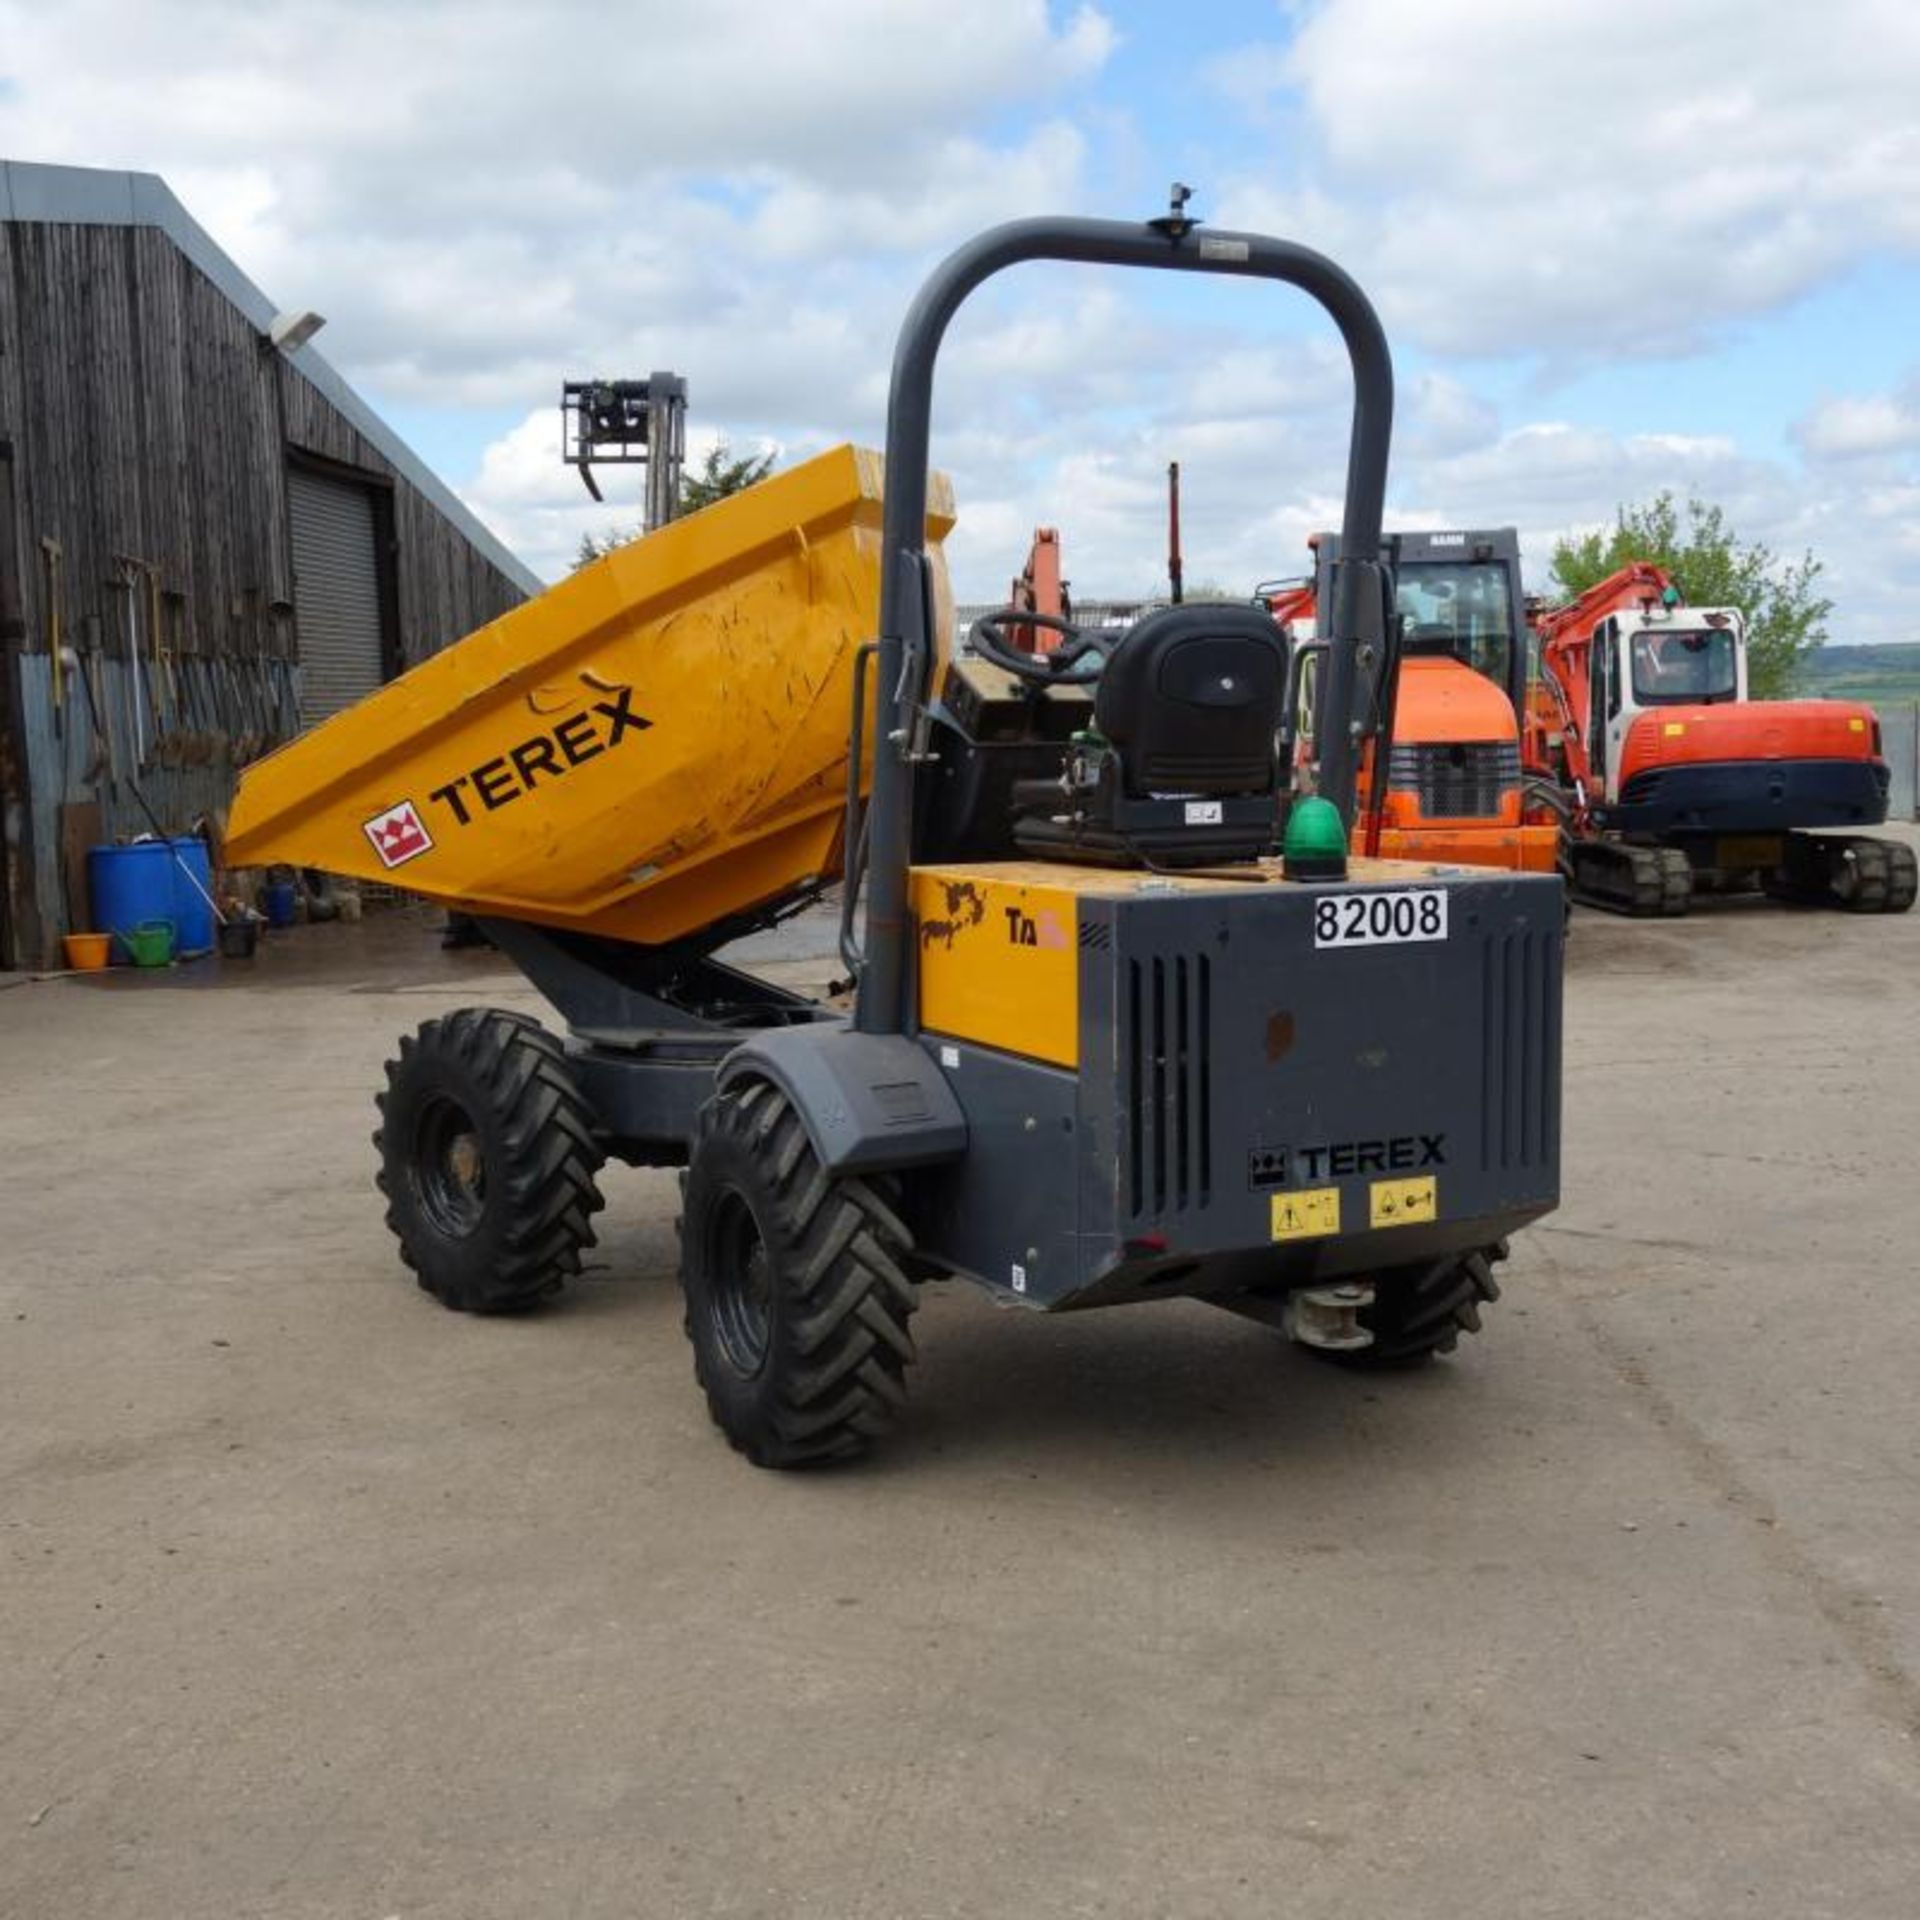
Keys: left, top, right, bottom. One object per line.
{"left": 1800, "top": 643, "right": 1920, "bottom": 707}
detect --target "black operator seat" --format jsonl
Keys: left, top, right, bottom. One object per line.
{"left": 1092, "top": 603, "right": 1289, "bottom": 797}
{"left": 1011, "top": 601, "right": 1291, "bottom": 869}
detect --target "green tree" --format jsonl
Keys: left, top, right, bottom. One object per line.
{"left": 573, "top": 524, "right": 642, "bottom": 569}
{"left": 570, "top": 441, "right": 777, "bottom": 570}
{"left": 1549, "top": 493, "right": 1830, "bottom": 698}
{"left": 679, "top": 442, "right": 775, "bottom": 513}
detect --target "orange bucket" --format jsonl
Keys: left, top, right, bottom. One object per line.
{"left": 63, "top": 932, "right": 112, "bottom": 971}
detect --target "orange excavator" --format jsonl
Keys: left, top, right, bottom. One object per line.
{"left": 1528, "top": 563, "right": 1914, "bottom": 914}
{"left": 1262, "top": 528, "right": 1558, "bottom": 876}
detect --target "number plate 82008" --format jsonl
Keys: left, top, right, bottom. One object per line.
{"left": 1313, "top": 888, "right": 1449, "bottom": 949}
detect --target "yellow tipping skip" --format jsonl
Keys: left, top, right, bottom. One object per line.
{"left": 226, "top": 446, "right": 955, "bottom": 946}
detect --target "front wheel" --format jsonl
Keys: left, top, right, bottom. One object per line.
{"left": 679, "top": 1079, "right": 917, "bottom": 1468}
{"left": 1305, "top": 1244, "right": 1506, "bottom": 1369}
{"left": 374, "top": 1008, "right": 606, "bottom": 1313}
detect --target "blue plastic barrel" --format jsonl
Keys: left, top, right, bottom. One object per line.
{"left": 88, "top": 843, "right": 175, "bottom": 964}
{"left": 170, "top": 837, "right": 215, "bottom": 956}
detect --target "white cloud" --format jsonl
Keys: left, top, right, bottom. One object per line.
{"left": 463, "top": 348, "right": 1920, "bottom": 649}
{"left": 1402, "top": 372, "right": 1501, "bottom": 460}
{"left": 0, "top": 0, "right": 1114, "bottom": 423}
{"left": 1214, "top": 0, "right": 1920, "bottom": 362}
{"left": 0, "top": 2, "right": 1116, "bottom": 193}
{"left": 1409, "top": 418, "right": 1920, "bottom": 645}
{"left": 10, "top": 0, "right": 1920, "bottom": 645}
{"left": 1795, "top": 385, "right": 1920, "bottom": 460}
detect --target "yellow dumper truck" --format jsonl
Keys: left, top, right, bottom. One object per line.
{"left": 228, "top": 202, "right": 1563, "bottom": 1468}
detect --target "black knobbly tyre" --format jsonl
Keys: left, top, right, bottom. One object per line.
{"left": 679, "top": 1079, "right": 917, "bottom": 1468}
{"left": 374, "top": 1008, "right": 606, "bottom": 1313}
{"left": 1308, "top": 1243, "right": 1505, "bottom": 1370}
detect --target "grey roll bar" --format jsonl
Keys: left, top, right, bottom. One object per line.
{"left": 856, "top": 210, "right": 1395, "bottom": 1039}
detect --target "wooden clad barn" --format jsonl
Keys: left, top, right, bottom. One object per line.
{"left": 0, "top": 160, "right": 541, "bottom": 969}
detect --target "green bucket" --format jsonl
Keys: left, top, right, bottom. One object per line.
{"left": 121, "top": 919, "right": 176, "bottom": 969}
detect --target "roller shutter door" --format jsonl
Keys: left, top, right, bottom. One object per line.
{"left": 289, "top": 468, "right": 386, "bottom": 726}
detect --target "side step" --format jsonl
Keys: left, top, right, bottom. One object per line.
{"left": 1569, "top": 841, "right": 1692, "bottom": 917}
{"left": 1764, "top": 833, "right": 1918, "bottom": 914}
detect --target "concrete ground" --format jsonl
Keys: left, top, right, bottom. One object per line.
{"left": 3, "top": 843, "right": 1918, "bottom": 1919}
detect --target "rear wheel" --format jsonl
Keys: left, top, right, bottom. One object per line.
{"left": 375, "top": 1008, "right": 605, "bottom": 1313}
{"left": 1306, "top": 1244, "right": 1505, "bottom": 1370}
{"left": 679, "top": 1079, "right": 917, "bottom": 1467}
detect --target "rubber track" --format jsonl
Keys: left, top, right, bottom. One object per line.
{"left": 686, "top": 1080, "right": 917, "bottom": 1467}
{"left": 1825, "top": 835, "right": 1915, "bottom": 914}
{"left": 375, "top": 1008, "right": 606, "bottom": 1311}
{"left": 1889, "top": 841, "right": 1919, "bottom": 914}
{"left": 1569, "top": 841, "right": 1692, "bottom": 917}
{"left": 1760, "top": 833, "right": 1916, "bottom": 914}
{"left": 1319, "top": 1243, "right": 1506, "bottom": 1369}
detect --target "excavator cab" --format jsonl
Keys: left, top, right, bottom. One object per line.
{"left": 1394, "top": 558, "right": 1518, "bottom": 693}
{"left": 1627, "top": 623, "right": 1740, "bottom": 706}
{"left": 1583, "top": 606, "right": 1751, "bottom": 805}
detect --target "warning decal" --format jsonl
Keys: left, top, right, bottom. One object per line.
{"left": 1370, "top": 1175, "right": 1439, "bottom": 1230}
{"left": 1271, "top": 1187, "right": 1341, "bottom": 1242}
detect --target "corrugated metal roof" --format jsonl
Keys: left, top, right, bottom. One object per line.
{"left": 0, "top": 157, "right": 543, "bottom": 600}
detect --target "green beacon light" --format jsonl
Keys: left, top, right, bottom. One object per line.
{"left": 1283, "top": 794, "right": 1349, "bottom": 881}
{"left": 1661, "top": 584, "right": 1681, "bottom": 608}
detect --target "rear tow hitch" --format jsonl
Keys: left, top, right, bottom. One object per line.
{"left": 1283, "top": 1284, "right": 1375, "bottom": 1353}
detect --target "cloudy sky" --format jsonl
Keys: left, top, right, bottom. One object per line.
{"left": 4, "top": 0, "right": 1919, "bottom": 641}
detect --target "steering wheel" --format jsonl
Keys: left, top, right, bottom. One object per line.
{"left": 966, "top": 608, "right": 1116, "bottom": 686}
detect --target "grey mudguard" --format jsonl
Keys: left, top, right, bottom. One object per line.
{"left": 718, "top": 1024, "right": 968, "bottom": 1176}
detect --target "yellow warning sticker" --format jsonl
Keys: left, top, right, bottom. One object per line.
{"left": 1849, "top": 717, "right": 1867, "bottom": 733}
{"left": 1370, "top": 1175, "right": 1438, "bottom": 1230}
{"left": 1271, "top": 1187, "right": 1341, "bottom": 1242}
{"left": 1663, "top": 721, "right": 1687, "bottom": 737}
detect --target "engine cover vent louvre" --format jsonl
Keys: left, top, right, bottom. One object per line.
{"left": 1479, "top": 925, "right": 1560, "bottom": 1174}
{"left": 1125, "top": 950, "right": 1212, "bottom": 1219}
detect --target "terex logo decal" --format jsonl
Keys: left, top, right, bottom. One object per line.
{"left": 363, "top": 799, "right": 434, "bottom": 868}
{"left": 427, "top": 682, "right": 650, "bottom": 827}
{"left": 1250, "top": 1133, "right": 1446, "bottom": 1188}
